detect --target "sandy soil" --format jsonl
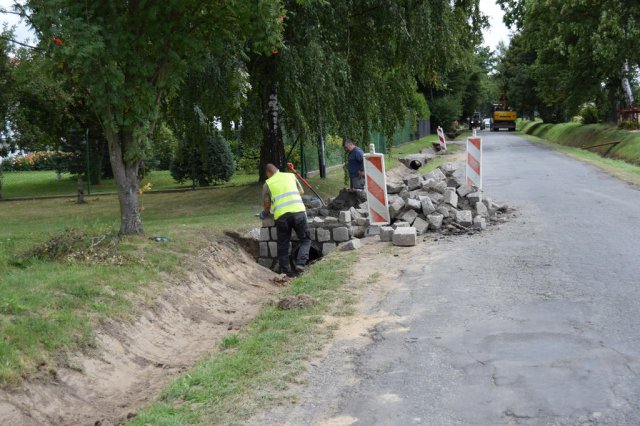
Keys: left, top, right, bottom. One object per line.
{"left": 0, "top": 238, "right": 278, "bottom": 426}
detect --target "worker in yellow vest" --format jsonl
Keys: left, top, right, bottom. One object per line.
{"left": 261, "top": 163, "right": 311, "bottom": 276}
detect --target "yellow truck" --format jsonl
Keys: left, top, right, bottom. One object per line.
{"left": 491, "top": 100, "right": 517, "bottom": 131}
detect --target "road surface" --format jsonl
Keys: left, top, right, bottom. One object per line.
{"left": 250, "top": 132, "right": 640, "bottom": 425}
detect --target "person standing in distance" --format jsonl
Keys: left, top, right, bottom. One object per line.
{"left": 260, "top": 163, "right": 311, "bottom": 276}
{"left": 343, "top": 139, "right": 365, "bottom": 189}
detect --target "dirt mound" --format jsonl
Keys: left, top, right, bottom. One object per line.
{"left": 0, "top": 238, "right": 279, "bottom": 426}
{"left": 277, "top": 294, "right": 317, "bottom": 310}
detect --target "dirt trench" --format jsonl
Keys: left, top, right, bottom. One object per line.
{"left": 0, "top": 238, "right": 278, "bottom": 426}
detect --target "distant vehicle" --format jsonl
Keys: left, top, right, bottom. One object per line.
{"left": 491, "top": 99, "right": 517, "bottom": 131}
{"left": 469, "top": 112, "right": 482, "bottom": 130}
{"left": 482, "top": 118, "right": 491, "bottom": 129}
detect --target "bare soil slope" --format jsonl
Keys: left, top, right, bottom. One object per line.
{"left": 0, "top": 238, "right": 278, "bottom": 426}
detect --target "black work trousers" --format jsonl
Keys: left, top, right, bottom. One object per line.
{"left": 275, "top": 211, "right": 311, "bottom": 272}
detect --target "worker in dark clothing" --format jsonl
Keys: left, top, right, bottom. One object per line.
{"left": 343, "top": 139, "right": 365, "bottom": 189}
{"left": 260, "top": 163, "right": 311, "bottom": 276}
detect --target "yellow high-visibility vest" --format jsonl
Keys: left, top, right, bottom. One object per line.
{"left": 266, "top": 172, "right": 305, "bottom": 219}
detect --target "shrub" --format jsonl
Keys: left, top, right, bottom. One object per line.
{"left": 618, "top": 120, "right": 640, "bottom": 130}
{"left": 150, "top": 123, "right": 178, "bottom": 170}
{"left": 579, "top": 103, "right": 600, "bottom": 124}
{"left": 429, "top": 95, "right": 462, "bottom": 133}
{"left": 171, "top": 130, "right": 236, "bottom": 186}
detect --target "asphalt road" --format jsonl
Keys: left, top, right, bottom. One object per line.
{"left": 251, "top": 132, "right": 640, "bottom": 425}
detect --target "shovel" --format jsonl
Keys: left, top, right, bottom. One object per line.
{"left": 286, "top": 163, "right": 326, "bottom": 206}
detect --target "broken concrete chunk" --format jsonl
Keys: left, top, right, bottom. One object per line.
{"left": 403, "top": 175, "right": 422, "bottom": 191}
{"left": 379, "top": 226, "right": 395, "bottom": 242}
{"left": 427, "top": 214, "right": 444, "bottom": 230}
{"left": 420, "top": 196, "right": 436, "bottom": 215}
{"left": 392, "top": 221, "right": 410, "bottom": 229}
{"left": 312, "top": 216, "right": 325, "bottom": 225}
{"left": 392, "top": 227, "right": 417, "bottom": 247}
{"left": 428, "top": 192, "right": 444, "bottom": 205}
{"left": 421, "top": 178, "right": 437, "bottom": 191}
{"left": 439, "top": 162, "right": 458, "bottom": 176}
{"left": 339, "top": 210, "right": 352, "bottom": 223}
{"left": 454, "top": 210, "right": 473, "bottom": 227}
{"left": 456, "top": 184, "right": 475, "bottom": 198}
{"left": 436, "top": 206, "right": 450, "bottom": 218}
{"left": 389, "top": 198, "right": 405, "bottom": 218}
{"left": 433, "top": 181, "right": 448, "bottom": 194}
{"left": 475, "top": 201, "right": 488, "bottom": 217}
{"left": 406, "top": 198, "right": 422, "bottom": 211}
{"left": 350, "top": 206, "right": 362, "bottom": 219}
{"left": 341, "top": 238, "right": 362, "bottom": 251}
{"left": 473, "top": 215, "right": 487, "bottom": 230}
{"left": 467, "top": 191, "right": 482, "bottom": 204}
{"left": 423, "top": 168, "right": 446, "bottom": 182}
{"left": 413, "top": 217, "right": 429, "bottom": 235}
{"left": 444, "top": 188, "right": 458, "bottom": 208}
{"left": 401, "top": 209, "right": 418, "bottom": 225}
{"left": 386, "top": 181, "right": 405, "bottom": 194}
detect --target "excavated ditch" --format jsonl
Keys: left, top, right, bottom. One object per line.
{"left": 0, "top": 238, "right": 278, "bottom": 426}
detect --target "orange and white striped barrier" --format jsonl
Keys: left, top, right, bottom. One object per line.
{"left": 437, "top": 126, "right": 447, "bottom": 151}
{"left": 364, "top": 144, "right": 391, "bottom": 225}
{"left": 466, "top": 136, "right": 482, "bottom": 189}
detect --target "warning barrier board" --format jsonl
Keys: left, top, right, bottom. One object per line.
{"left": 466, "top": 136, "right": 482, "bottom": 189}
{"left": 364, "top": 150, "right": 390, "bottom": 225}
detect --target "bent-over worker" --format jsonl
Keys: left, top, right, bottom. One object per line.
{"left": 261, "top": 163, "right": 311, "bottom": 276}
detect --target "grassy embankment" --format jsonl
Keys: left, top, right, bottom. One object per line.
{"left": 518, "top": 121, "right": 640, "bottom": 185}
{"left": 0, "top": 135, "right": 442, "bottom": 389}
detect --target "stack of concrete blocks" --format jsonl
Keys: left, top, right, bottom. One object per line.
{"left": 257, "top": 209, "right": 359, "bottom": 271}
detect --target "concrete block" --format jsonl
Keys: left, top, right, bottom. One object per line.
{"left": 316, "top": 228, "right": 331, "bottom": 242}
{"left": 260, "top": 227, "right": 271, "bottom": 241}
{"left": 392, "top": 221, "right": 410, "bottom": 229}
{"left": 261, "top": 216, "right": 275, "bottom": 227}
{"left": 428, "top": 192, "right": 444, "bottom": 205}
{"left": 339, "top": 210, "right": 352, "bottom": 223}
{"left": 270, "top": 227, "right": 278, "bottom": 240}
{"left": 401, "top": 209, "right": 418, "bottom": 225}
{"left": 354, "top": 217, "right": 369, "bottom": 227}
{"left": 365, "top": 225, "right": 382, "bottom": 237}
{"left": 308, "top": 228, "right": 316, "bottom": 241}
{"left": 457, "top": 184, "right": 474, "bottom": 198}
{"left": 324, "top": 216, "right": 339, "bottom": 224}
{"left": 454, "top": 210, "right": 473, "bottom": 227}
{"left": 398, "top": 188, "right": 410, "bottom": 200}
{"left": 439, "top": 162, "right": 458, "bottom": 176}
{"left": 322, "top": 242, "right": 337, "bottom": 255}
{"left": 421, "top": 178, "right": 436, "bottom": 191}
{"left": 423, "top": 168, "right": 446, "bottom": 182}
{"left": 386, "top": 181, "right": 405, "bottom": 194}
{"left": 403, "top": 175, "right": 422, "bottom": 191}
{"left": 268, "top": 241, "right": 279, "bottom": 257}
{"left": 389, "top": 198, "right": 405, "bottom": 218}
{"left": 444, "top": 188, "right": 458, "bottom": 208}
{"left": 333, "top": 227, "right": 350, "bottom": 242}
{"left": 392, "top": 227, "right": 417, "bottom": 247}
{"left": 351, "top": 226, "right": 366, "bottom": 238}
{"left": 319, "top": 208, "right": 330, "bottom": 217}
{"left": 350, "top": 206, "right": 362, "bottom": 219}
{"left": 413, "top": 217, "right": 429, "bottom": 235}
{"left": 341, "top": 238, "right": 362, "bottom": 251}
{"left": 379, "top": 226, "right": 395, "bottom": 242}
{"left": 475, "top": 201, "right": 488, "bottom": 217}
{"left": 436, "top": 206, "right": 450, "bottom": 218}
{"left": 258, "top": 257, "right": 274, "bottom": 269}
{"left": 433, "top": 181, "right": 447, "bottom": 194}
{"left": 259, "top": 242, "right": 269, "bottom": 258}
{"left": 467, "top": 191, "right": 482, "bottom": 204}
{"left": 406, "top": 198, "right": 422, "bottom": 211}
{"left": 312, "top": 216, "right": 325, "bottom": 225}
{"left": 427, "top": 214, "right": 444, "bottom": 230}
{"left": 473, "top": 215, "right": 487, "bottom": 230}
{"left": 420, "top": 196, "right": 436, "bottom": 215}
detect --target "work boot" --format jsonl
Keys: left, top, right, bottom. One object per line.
{"left": 295, "top": 264, "right": 306, "bottom": 273}
{"left": 285, "top": 269, "right": 298, "bottom": 278}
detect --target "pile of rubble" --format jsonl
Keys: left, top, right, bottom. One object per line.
{"left": 257, "top": 160, "right": 510, "bottom": 270}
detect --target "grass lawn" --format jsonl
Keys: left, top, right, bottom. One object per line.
{"left": 0, "top": 135, "right": 439, "bottom": 388}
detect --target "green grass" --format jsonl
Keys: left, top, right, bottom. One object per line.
{"left": 0, "top": 169, "right": 258, "bottom": 199}
{"left": 130, "top": 253, "right": 357, "bottom": 425}
{"left": 0, "top": 135, "right": 440, "bottom": 387}
{"left": 519, "top": 120, "right": 640, "bottom": 166}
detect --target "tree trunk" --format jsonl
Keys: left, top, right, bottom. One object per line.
{"left": 622, "top": 61, "right": 635, "bottom": 107}
{"left": 105, "top": 128, "right": 143, "bottom": 235}
{"left": 259, "top": 79, "right": 285, "bottom": 182}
